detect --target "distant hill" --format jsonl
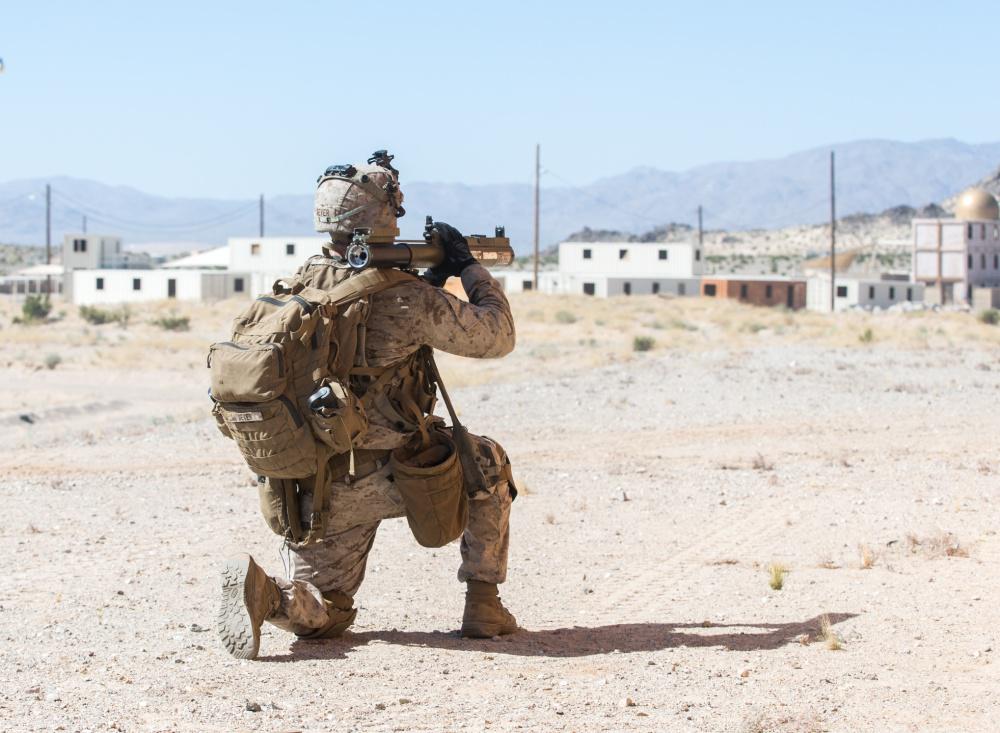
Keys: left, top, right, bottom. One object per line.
{"left": 1, "top": 138, "right": 998, "bottom": 254}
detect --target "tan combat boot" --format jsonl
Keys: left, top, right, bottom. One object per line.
{"left": 217, "top": 554, "right": 281, "bottom": 660}
{"left": 460, "top": 580, "right": 519, "bottom": 638}
{"left": 295, "top": 591, "right": 358, "bottom": 640}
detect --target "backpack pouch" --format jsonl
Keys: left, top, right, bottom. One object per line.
{"left": 209, "top": 342, "right": 287, "bottom": 403}
{"left": 308, "top": 380, "right": 369, "bottom": 454}
{"left": 214, "top": 396, "right": 317, "bottom": 478}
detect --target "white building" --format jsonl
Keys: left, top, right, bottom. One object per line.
{"left": 807, "top": 272, "right": 924, "bottom": 312}
{"left": 228, "top": 236, "right": 328, "bottom": 294}
{"left": 499, "top": 240, "right": 703, "bottom": 297}
{"left": 912, "top": 187, "right": 1000, "bottom": 307}
{"left": 66, "top": 235, "right": 332, "bottom": 305}
{"left": 0, "top": 263, "right": 65, "bottom": 299}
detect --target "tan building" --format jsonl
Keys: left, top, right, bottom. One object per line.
{"left": 700, "top": 275, "right": 806, "bottom": 310}
{"left": 912, "top": 188, "right": 1000, "bottom": 306}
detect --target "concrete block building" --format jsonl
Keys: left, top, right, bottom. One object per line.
{"left": 806, "top": 272, "right": 924, "bottom": 312}
{"left": 912, "top": 188, "right": 1000, "bottom": 306}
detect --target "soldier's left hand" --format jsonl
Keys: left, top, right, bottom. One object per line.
{"left": 423, "top": 221, "right": 476, "bottom": 287}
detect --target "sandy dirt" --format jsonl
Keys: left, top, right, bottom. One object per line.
{"left": 1, "top": 293, "right": 998, "bottom": 732}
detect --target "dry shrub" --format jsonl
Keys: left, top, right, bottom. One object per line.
{"left": 752, "top": 453, "right": 775, "bottom": 471}
{"left": 859, "top": 544, "right": 876, "bottom": 569}
{"left": 767, "top": 562, "right": 787, "bottom": 590}
{"left": 907, "top": 532, "right": 968, "bottom": 558}
{"left": 819, "top": 614, "right": 842, "bottom": 650}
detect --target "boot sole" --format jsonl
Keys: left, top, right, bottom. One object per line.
{"left": 460, "top": 622, "right": 518, "bottom": 639}
{"left": 218, "top": 556, "right": 260, "bottom": 659}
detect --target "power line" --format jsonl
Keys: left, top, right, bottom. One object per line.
{"left": 49, "top": 189, "right": 259, "bottom": 233}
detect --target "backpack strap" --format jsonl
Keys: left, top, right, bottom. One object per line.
{"left": 326, "top": 267, "right": 417, "bottom": 306}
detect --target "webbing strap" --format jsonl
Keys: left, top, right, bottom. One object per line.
{"left": 325, "top": 267, "right": 416, "bottom": 307}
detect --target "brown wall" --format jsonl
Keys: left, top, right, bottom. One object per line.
{"left": 701, "top": 278, "right": 806, "bottom": 310}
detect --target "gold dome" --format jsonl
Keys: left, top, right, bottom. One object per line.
{"left": 954, "top": 188, "right": 999, "bottom": 220}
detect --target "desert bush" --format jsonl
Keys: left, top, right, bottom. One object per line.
{"left": 767, "top": 562, "right": 787, "bottom": 590}
{"left": 858, "top": 327, "right": 874, "bottom": 344}
{"left": 21, "top": 295, "right": 51, "bottom": 323}
{"left": 632, "top": 335, "right": 655, "bottom": 352}
{"left": 152, "top": 313, "right": 190, "bottom": 331}
{"left": 79, "top": 305, "right": 115, "bottom": 325}
{"left": 978, "top": 308, "right": 999, "bottom": 325}
{"left": 554, "top": 310, "right": 577, "bottom": 324}
{"left": 859, "top": 544, "right": 875, "bottom": 569}
{"left": 44, "top": 353, "right": 62, "bottom": 370}
{"left": 820, "top": 614, "right": 843, "bottom": 650}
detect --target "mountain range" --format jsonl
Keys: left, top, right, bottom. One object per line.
{"left": 2, "top": 138, "right": 999, "bottom": 255}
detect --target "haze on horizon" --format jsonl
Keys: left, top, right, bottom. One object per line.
{"left": 2, "top": 0, "right": 998, "bottom": 198}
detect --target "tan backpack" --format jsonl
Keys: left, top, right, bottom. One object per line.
{"left": 208, "top": 268, "right": 415, "bottom": 544}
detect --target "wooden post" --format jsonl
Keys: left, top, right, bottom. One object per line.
{"left": 533, "top": 144, "right": 540, "bottom": 291}
{"left": 829, "top": 151, "right": 836, "bottom": 312}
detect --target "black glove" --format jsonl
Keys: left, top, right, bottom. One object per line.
{"left": 422, "top": 221, "right": 477, "bottom": 287}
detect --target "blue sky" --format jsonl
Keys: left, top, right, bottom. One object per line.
{"left": 2, "top": 0, "right": 998, "bottom": 197}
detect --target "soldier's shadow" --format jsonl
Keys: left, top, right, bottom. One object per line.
{"left": 260, "top": 612, "right": 855, "bottom": 662}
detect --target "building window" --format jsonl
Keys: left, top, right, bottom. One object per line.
{"left": 96, "top": 277, "right": 104, "bottom": 290}
{"left": 582, "top": 249, "right": 592, "bottom": 260}
{"left": 765, "top": 284, "right": 773, "bottom": 298}
{"left": 623, "top": 282, "right": 632, "bottom": 295}
{"left": 522, "top": 280, "right": 533, "bottom": 291}
{"left": 982, "top": 224, "right": 987, "bottom": 239}
{"left": 251, "top": 243, "right": 261, "bottom": 256}
{"left": 837, "top": 285, "right": 848, "bottom": 298}
{"left": 889, "top": 286, "right": 896, "bottom": 300}
{"left": 868, "top": 285, "right": 875, "bottom": 299}
{"left": 704, "top": 283, "right": 717, "bottom": 297}
{"left": 906, "top": 287, "right": 913, "bottom": 301}
{"left": 619, "top": 249, "right": 628, "bottom": 260}
{"left": 994, "top": 225, "right": 999, "bottom": 240}
{"left": 286, "top": 243, "right": 295, "bottom": 256}
{"left": 73, "top": 238, "right": 87, "bottom": 253}
{"left": 968, "top": 224, "right": 974, "bottom": 239}
{"left": 995, "top": 254, "right": 999, "bottom": 269}
{"left": 678, "top": 283, "right": 686, "bottom": 295}
{"left": 652, "top": 282, "right": 660, "bottom": 294}
{"left": 982, "top": 254, "right": 987, "bottom": 269}
{"left": 658, "top": 249, "right": 668, "bottom": 260}
{"left": 968, "top": 254, "right": 973, "bottom": 270}
{"left": 583, "top": 282, "right": 595, "bottom": 296}
{"left": 132, "top": 278, "right": 141, "bottom": 291}
{"left": 695, "top": 250, "right": 701, "bottom": 261}
{"left": 739, "top": 283, "right": 748, "bottom": 299}
{"left": 234, "top": 277, "right": 244, "bottom": 293}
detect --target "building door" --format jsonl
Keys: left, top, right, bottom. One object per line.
{"left": 167, "top": 278, "right": 177, "bottom": 298}
{"left": 786, "top": 285, "right": 794, "bottom": 308}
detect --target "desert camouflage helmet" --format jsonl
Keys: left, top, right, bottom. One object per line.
{"left": 314, "top": 150, "right": 405, "bottom": 243}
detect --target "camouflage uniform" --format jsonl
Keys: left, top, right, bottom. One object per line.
{"left": 267, "top": 262, "right": 516, "bottom": 634}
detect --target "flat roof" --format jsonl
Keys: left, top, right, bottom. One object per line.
{"left": 701, "top": 275, "right": 805, "bottom": 283}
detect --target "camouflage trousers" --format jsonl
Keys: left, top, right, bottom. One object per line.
{"left": 267, "top": 434, "right": 514, "bottom": 633}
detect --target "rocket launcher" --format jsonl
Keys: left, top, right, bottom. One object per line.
{"left": 344, "top": 215, "right": 514, "bottom": 271}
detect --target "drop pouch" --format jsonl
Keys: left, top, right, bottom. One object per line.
{"left": 389, "top": 428, "right": 468, "bottom": 548}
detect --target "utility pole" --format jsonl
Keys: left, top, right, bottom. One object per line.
{"left": 697, "top": 205, "right": 704, "bottom": 247}
{"left": 533, "top": 144, "right": 540, "bottom": 291}
{"left": 82, "top": 214, "right": 87, "bottom": 233}
{"left": 829, "top": 151, "right": 836, "bottom": 313}
{"left": 45, "top": 183, "right": 51, "bottom": 297}
{"left": 259, "top": 194, "right": 265, "bottom": 238}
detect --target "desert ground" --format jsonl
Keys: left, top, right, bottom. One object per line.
{"left": 1, "top": 291, "right": 999, "bottom": 732}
